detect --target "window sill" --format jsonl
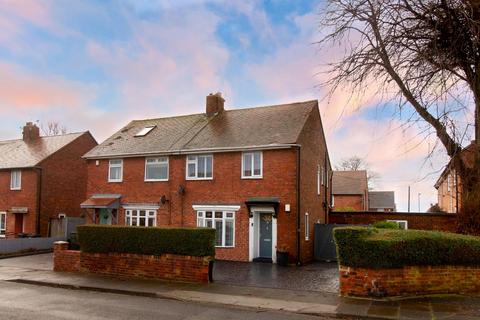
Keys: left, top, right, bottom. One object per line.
{"left": 215, "top": 246, "right": 235, "bottom": 249}
{"left": 108, "top": 180, "right": 123, "bottom": 183}
{"left": 241, "top": 176, "right": 263, "bottom": 180}
{"left": 186, "top": 177, "right": 214, "bottom": 181}
{"left": 10, "top": 188, "right": 21, "bottom": 191}
{"left": 144, "top": 179, "right": 169, "bottom": 182}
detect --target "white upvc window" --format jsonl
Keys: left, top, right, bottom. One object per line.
{"left": 317, "top": 165, "right": 321, "bottom": 195}
{"left": 0, "top": 212, "right": 6, "bottom": 237}
{"left": 387, "top": 220, "right": 408, "bottom": 230}
{"left": 305, "top": 212, "right": 310, "bottom": 241}
{"left": 108, "top": 159, "right": 123, "bottom": 182}
{"left": 197, "top": 211, "right": 235, "bottom": 247}
{"left": 10, "top": 170, "right": 21, "bottom": 190}
{"left": 242, "top": 151, "right": 263, "bottom": 179}
{"left": 125, "top": 209, "right": 156, "bottom": 227}
{"left": 145, "top": 157, "right": 169, "bottom": 181}
{"left": 186, "top": 154, "right": 213, "bottom": 180}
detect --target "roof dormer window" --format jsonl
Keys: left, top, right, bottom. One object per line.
{"left": 134, "top": 126, "right": 156, "bottom": 137}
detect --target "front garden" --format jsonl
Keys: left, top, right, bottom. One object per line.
{"left": 54, "top": 225, "right": 216, "bottom": 283}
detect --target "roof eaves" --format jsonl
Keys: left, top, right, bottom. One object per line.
{"left": 83, "top": 143, "right": 300, "bottom": 159}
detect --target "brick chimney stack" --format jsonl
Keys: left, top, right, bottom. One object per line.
{"left": 23, "top": 122, "right": 40, "bottom": 142}
{"left": 206, "top": 92, "right": 225, "bottom": 116}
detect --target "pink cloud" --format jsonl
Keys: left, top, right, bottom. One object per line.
{"left": 0, "top": 61, "right": 96, "bottom": 111}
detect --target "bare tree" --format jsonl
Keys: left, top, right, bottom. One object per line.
{"left": 41, "top": 121, "right": 67, "bottom": 136}
{"left": 335, "top": 155, "right": 380, "bottom": 189}
{"left": 319, "top": 0, "right": 480, "bottom": 233}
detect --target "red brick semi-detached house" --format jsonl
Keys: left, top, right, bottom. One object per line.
{"left": 82, "top": 93, "right": 332, "bottom": 264}
{"left": 0, "top": 122, "right": 97, "bottom": 238}
{"left": 332, "top": 170, "right": 368, "bottom": 211}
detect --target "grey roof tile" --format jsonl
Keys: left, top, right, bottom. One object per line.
{"left": 368, "top": 191, "right": 395, "bottom": 209}
{"left": 332, "top": 170, "right": 368, "bottom": 195}
{"left": 84, "top": 100, "right": 317, "bottom": 158}
{"left": 0, "top": 132, "right": 86, "bottom": 169}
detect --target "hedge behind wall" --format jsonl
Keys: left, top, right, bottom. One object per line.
{"left": 77, "top": 225, "right": 216, "bottom": 257}
{"left": 334, "top": 226, "right": 480, "bottom": 269}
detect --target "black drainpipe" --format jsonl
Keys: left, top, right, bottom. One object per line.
{"left": 296, "top": 146, "right": 301, "bottom": 266}
{"left": 34, "top": 167, "right": 43, "bottom": 236}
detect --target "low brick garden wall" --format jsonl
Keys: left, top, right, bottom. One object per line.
{"left": 340, "top": 265, "right": 480, "bottom": 298}
{"left": 54, "top": 242, "right": 213, "bottom": 283}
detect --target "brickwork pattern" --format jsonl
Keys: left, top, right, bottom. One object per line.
{"left": 332, "top": 195, "right": 365, "bottom": 211}
{"left": 330, "top": 212, "right": 457, "bottom": 232}
{"left": 53, "top": 242, "right": 212, "bottom": 283}
{"left": 339, "top": 265, "right": 480, "bottom": 297}
{"left": 86, "top": 150, "right": 302, "bottom": 262}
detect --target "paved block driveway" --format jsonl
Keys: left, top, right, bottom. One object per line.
{"left": 213, "top": 261, "right": 339, "bottom": 293}
{"left": 0, "top": 254, "right": 339, "bottom": 293}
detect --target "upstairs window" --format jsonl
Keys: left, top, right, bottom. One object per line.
{"left": 187, "top": 155, "right": 213, "bottom": 180}
{"left": 134, "top": 126, "right": 155, "bottom": 137}
{"left": 305, "top": 212, "right": 310, "bottom": 241}
{"left": 145, "top": 157, "right": 168, "bottom": 181}
{"left": 242, "top": 151, "right": 262, "bottom": 178}
{"left": 0, "top": 212, "right": 5, "bottom": 237}
{"left": 10, "top": 170, "right": 21, "bottom": 190}
{"left": 108, "top": 159, "right": 123, "bottom": 182}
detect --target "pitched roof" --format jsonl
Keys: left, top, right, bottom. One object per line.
{"left": 0, "top": 132, "right": 87, "bottom": 169}
{"left": 332, "top": 170, "right": 368, "bottom": 195}
{"left": 368, "top": 191, "right": 395, "bottom": 209}
{"left": 84, "top": 100, "right": 318, "bottom": 158}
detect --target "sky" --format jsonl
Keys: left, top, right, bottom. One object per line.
{"left": 0, "top": 0, "right": 455, "bottom": 211}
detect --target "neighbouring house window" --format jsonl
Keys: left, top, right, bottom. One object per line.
{"left": 186, "top": 155, "right": 213, "bottom": 179}
{"left": 332, "top": 195, "right": 335, "bottom": 207}
{"left": 108, "top": 159, "right": 123, "bottom": 182}
{"left": 305, "top": 212, "right": 309, "bottom": 241}
{"left": 321, "top": 166, "right": 325, "bottom": 186}
{"left": 10, "top": 170, "right": 21, "bottom": 190}
{"left": 145, "top": 157, "right": 168, "bottom": 181}
{"left": 242, "top": 151, "right": 263, "bottom": 178}
{"left": 125, "top": 209, "right": 156, "bottom": 227}
{"left": 197, "top": 211, "right": 235, "bottom": 247}
{"left": 0, "top": 212, "right": 5, "bottom": 237}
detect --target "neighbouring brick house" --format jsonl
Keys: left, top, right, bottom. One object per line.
{"left": 81, "top": 93, "right": 332, "bottom": 264}
{"left": 434, "top": 142, "right": 475, "bottom": 213}
{"left": 0, "top": 123, "right": 97, "bottom": 238}
{"left": 332, "top": 170, "right": 368, "bottom": 211}
{"left": 368, "top": 191, "right": 396, "bottom": 212}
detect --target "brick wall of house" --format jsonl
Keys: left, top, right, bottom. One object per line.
{"left": 0, "top": 169, "right": 39, "bottom": 238}
{"left": 339, "top": 265, "right": 480, "bottom": 297}
{"left": 297, "top": 107, "right": 331, "bottom": 263}
{"left": 85, "top": 149, "right": 298, "bottom": 262}
{"left": 333, "top": 195, "right": 364, "bottom": 211}
{"left": 53, "top": 242, "right": 211, "bottom": 283}
{"left": 329, "top": 211, "right": 457, "bottom": 232}
{"left": 38, "top": 132, "right": 97, "bottom": 236}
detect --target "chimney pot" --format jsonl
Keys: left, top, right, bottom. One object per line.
{"left": 22, "top": 122, "right": 40, "bottom": 143}
{"left": 206, "top": 92, "right": 225, "bottom": 116}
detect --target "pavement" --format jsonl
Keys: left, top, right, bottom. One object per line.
{"left": 1, "top": 254, "right": 480, "bottom": 319}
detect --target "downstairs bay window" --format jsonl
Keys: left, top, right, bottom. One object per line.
{"left": 125, "top": 209, "right": 156, "bottom": 227}
{"left": 196, "top": 211, "right": 235, "bottom": 247}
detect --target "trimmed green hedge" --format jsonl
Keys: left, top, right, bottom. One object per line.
{"left": 334, "top": 227, "right": 480, "bottom": 269}
{"left": 77, "top": 225, "right": 216, "bottom": 257}
{"left": 372, "top": 220, "right": 400, "bottom": 229}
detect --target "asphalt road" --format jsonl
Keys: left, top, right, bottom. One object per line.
{"left": 0, "top": 281, "right": 344, "bottom": 320}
